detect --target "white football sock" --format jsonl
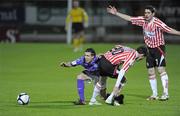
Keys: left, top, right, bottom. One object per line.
{"left": 90, "top": 85, "right": 100, "bottom": 102}
{"left": 149, "top": 76, "right": 157, "bottom": 96}
{"left": 161, "top": 73, "right": 168, "bottom": 96}
{"left": 106, "top": 92, "right": 114, "bottom": 103}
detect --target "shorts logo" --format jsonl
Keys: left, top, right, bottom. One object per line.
{"left": 155, "top": 59, "right": 159, "bottom": 66}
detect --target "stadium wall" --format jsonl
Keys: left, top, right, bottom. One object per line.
{"left": 0, "top": 0, "right": 180, "bottom": 43}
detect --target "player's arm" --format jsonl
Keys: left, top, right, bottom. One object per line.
{"left": 112, "top": 51, "right": 136, "bottom": 96}
{"left": 60, "top": 56, "right": 84, "bottom": 68}
{"left": 65, "top": 11, "right": 72, "bottom": 31}
{"left": 157, "top": 20, "right": 180, "bottom": 36}
{"left": 60, "top": 62, "right": 72, "bottom": 67}
{"left": 115, "top": 69, "right": 126, "bottom": 88}
{"left": 82, "top": 9, "right": 89, "bottom": 28}
{"left": 115, "top": 51, "right": 137, "bottom": 87}
{"left": 107, "top": 5, "right": 131, "bottom": 21}
{"left": 168, "top": 28, "right": 180, "bottom": 36}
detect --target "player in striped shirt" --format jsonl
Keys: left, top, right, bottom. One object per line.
{"left": 89, "top": 45, "right": 148, "bottom": 106}
{"left": 107, "top": 5, "right": 180, "bottom": 101}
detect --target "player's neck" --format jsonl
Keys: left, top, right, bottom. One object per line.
{"left": 146, "top": 17, "right": 154, "bottom": 23}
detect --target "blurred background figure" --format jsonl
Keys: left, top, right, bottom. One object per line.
{"left": 65, "top": 0, "right": 89, "bottom": 52}
{"left": 0, "top": 0, "right": 179, "bottom": 44}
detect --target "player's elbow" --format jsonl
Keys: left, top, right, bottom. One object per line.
{"left": 126, "top": 16, "right": 132, "bottom": 21}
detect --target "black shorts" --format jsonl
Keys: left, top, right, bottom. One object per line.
{"left": 146, "top": 45, "right": 166, "bottom": 68}
{"left": 82, "top": 70, "right": 99, "bottom": 79}
{"left": 98, "top": 56, "right": 127, "bottom": 83}
{"left": 98, "top": 56, "right": 118, "bottom": 78}
{"left": 72, "top": 23, "right": 84, "bottom": 33}
{"left": 82, "top": 70, "right": 99, "bottom": 84}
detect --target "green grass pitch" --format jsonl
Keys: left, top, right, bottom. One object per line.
{"left": 0, "top": 43, "right": 180, "bottom": 116}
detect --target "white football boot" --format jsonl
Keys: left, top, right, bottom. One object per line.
{"left": 159, "top": 94, "right": 169, "bottom": 101}
{"left": 89, "top": 100, "right": 102, "bottom": 105}
{"left": 146, "top": 95, "right": 159, "bottom": 100}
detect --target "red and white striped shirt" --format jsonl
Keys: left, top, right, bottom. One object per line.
{"left": 131, "top": 16, "right": 172, "bottom": 48}
{"left": 104, "top": 45, "right": 138, "bottom": 72}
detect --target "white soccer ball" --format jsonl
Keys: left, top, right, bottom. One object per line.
{"left": 17, "top": 93, "right": 30, "bottom": 105}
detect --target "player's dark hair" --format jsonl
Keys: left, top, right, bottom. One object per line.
{"left": 145, "top": 5, "right": 156, "bottom": 13}
{"left": 136, "top": 46, "right": 148, "bottom": 56}
{"left": 85, "top": 48, "right": 96, "bottom": 56}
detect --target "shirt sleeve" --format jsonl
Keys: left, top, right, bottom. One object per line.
{"left": 82, "top": 8, "right": 88, "bottom": 23}
{"left": 66, "top": 10, "right": 72, "bottom": 24}
{"left": 71, "top": 56, "right": 84, "bottom": 66}
{"left": 156, "top": 19, "right": 172, "bottom": 32}
{"left": 130, "top": 16, "right": 145, "bottom": 27}
{"left": 121, "top": 51, "right": 137, "bottom": 72}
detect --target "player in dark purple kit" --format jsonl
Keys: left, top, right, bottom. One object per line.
{"left": 60, "top": 48, "right": 100, "bottom": 105}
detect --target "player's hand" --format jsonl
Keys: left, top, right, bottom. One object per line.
{"left": 60, "top": 62, "right": 68, "bottom": 67}
{"left": 107, "top": 5, "right": 118, "bottom": 15}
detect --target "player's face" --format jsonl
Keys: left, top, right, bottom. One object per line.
{"left": 73, "top": 1, "right": 79, "bottom": 8}
{"left": 144, "top": 9, "right": 154, "bottom": 21}
{"left": 84, "top": 52, "right": 94, "bottom": 63}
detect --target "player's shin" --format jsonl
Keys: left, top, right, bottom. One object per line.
{"left": 115, "top": 69, "right": 125, "bottom": 87}
{"left": 105, "top": 91, "right": 115, "bottom": 104}
{"left": 160, "top": 72, "right": 169, "bottom": 96}
{"left": 100, "top": 88, "right": 106, "bottom": 100}
{"left": 77, "top": 79, "right": 85, "bottom": 102}
{"left": 116, "top": 84, "right": 123, "bottom": 96}
{"left": 149, "top": 75, "right": 158, "bottom": 97}
{"left": 90, "top": 83, "right": 101, "bottom": 102}
{"left": 106, "top": 69, "right": 125, "bottom": 104}
{"left": 105, "top": 86, "right": 120, "bottom": 104}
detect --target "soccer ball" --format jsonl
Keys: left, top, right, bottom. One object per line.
{"left": 17, "top": 93, "right": 30, "bottom": 105}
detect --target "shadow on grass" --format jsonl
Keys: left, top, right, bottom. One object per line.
{"left": 31, "top": 100, "right": 74, "bottom": 104}
{"left": 3, "top": 100, "right": 102, "bottom": 110}
{"left": 26, "top": 100, "right": 99, "bottom": 109}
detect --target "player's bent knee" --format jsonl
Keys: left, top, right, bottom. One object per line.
{"left": 96, "top": 82, "right": 102, "bottom": 89}
{"left": 96, "top": 78, "right": 107, "bottom": 90}
{"left": 77, "top": 75, "right": 85, "bottom": 80}
{"left": 148, "top": 68, "right": 156, "bottom": 78}
{"left": 157, "top": 67, "right": 166, "bottom": 75}
{"left": 159, "top": 71, "right": 167, "bottom": 77}
{"left": 148, "top": 70, "right": 156, "bottom": 79}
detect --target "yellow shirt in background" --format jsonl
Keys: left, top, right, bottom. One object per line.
{"left": 66, "top": 7, "right": 88, "bottom": 23}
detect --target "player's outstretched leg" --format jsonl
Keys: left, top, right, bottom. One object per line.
{"left": 74, "top": 79, "right": 86, "bottom": 105}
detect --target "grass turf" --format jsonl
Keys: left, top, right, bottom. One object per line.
{"left": 0, "top": 43, "right": 180, "bottom": 116}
